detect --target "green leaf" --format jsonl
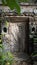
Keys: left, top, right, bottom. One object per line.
{"left": 15, "top": 2, "right": 20, "bottom": 15}
{"left": 2, "top": 0, "right": 20, "bottom": 15}
{"left": 6, "top": 0, "right": 20, "bottom": 14}
{"left": 6, "top": 0, "right": 15, "bottom": 9}
{"left": 5, "top": 21, "right": 9, "bottom": 27}
{"left": 2, "top": 0, "right": 7, "bottom": 5}
{"left": 0, "top": 44, "right": 2, "bottom": 48}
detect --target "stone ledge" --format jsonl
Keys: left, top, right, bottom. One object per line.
{"left": 20, "top": 3, "right": 37, "bottom": 6}
{"left": 5, "top": 16, "right": 29, "bottom": 22}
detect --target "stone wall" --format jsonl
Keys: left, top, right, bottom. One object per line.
{"left": 1, "top": 4, "right": 37, "bottom": 65}
{"left": 2, "top": 16, "right": 37, "bottom": 52}
{"left": 1, "top": 16, "right": 37, "bottom": 65}
{"left": 2, "top": 22, "right": 26, "bottom": 53}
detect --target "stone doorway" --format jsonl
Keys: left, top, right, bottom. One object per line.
{"left": 2, "top": 16, "right": 29, "bottom": 54}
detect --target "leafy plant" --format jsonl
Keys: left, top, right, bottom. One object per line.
{"left": 2, "top": 0, "right": 20, "bottom": 15}
{"left": 0, "top": 44, "right": 14, "bottom": 65}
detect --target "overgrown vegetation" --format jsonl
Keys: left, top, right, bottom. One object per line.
{"left": 0, "top": 21, "right": 14, "bottom": 65}
{"left": 2, "top": 0, "right": 20, "bottom": 15}
{"left": 0, "top": 0, "right": 37, "bottom": 65}
{"left": 2, "top": 0, "right": 37, "bottom": 14}
{"left": 0, "top": 43, "right": 14, "bottom": 65}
